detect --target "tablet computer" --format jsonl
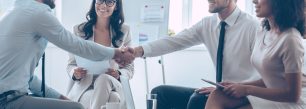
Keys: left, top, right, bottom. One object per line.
{"left": 201, "top": 78, "right": 225, "bottom": 89}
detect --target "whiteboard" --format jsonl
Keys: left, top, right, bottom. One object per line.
{"left": 123, "top": 0, "right": 170, "bottom": 46}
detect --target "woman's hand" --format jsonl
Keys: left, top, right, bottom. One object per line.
{"left": 222, "top": 83, "right": 249, "bottom": 98}
{"left": 220, "top": 81, "right": 235, "bottom": 87}
{"left": 106, "top": 68, "right": 120, "bottom": 80}
{"left": 73, "top": 67, "right": 87, "bottom": 80}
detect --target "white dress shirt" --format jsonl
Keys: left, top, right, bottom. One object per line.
{"left": 142, "top": 7, "right": 260, "bottom": 82}
{"left": 0, "top": 0, "right": 115, "bottom": 94}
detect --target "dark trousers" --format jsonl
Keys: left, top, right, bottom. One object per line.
{"left": 151, "top": 85, "right": 208, "bottom": 109}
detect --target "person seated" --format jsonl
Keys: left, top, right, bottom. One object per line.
{"left": 66, "top": 0, "right": 133, "bottom": 109}
{"left": 205, "top": 0, "right": 306, "bottom": 109}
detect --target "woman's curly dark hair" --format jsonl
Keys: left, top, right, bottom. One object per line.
{"left": 262, "top": 0, "right": 305, "bottom": 36}
{"left": 79, "top": 0, "right": 125, "bottom": 48}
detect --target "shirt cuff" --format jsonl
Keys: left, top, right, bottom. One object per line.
{"left": 141, "top": 44, "right": 152, "bottom": 57}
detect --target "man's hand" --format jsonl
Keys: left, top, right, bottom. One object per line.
{"left": 195, "top": 87, "right": 216, "bottom": 94}
{"left": 105, "top": 68, "right": 120, "bottom": 80}
{"left": 133, "top": 46, "right": 144, "bottom": 57}
{"left": 113, "top": 47, "right": 135, "bottom": 67}
{"left": 73, "top": 67, "right": 87, "bottom": 80}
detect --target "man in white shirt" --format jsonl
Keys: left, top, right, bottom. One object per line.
{"left": 0, "top": 0, "right": 134, "bottom": 109}
{"left": 132, "top": 0, "right": 260, "bottom": 109}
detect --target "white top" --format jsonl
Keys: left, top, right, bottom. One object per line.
{"left": 249, "top": 28, "right": 306, "bottom": 108}
{"left": 0, "top": 0, "right": 115, "bottom": 94}
{"left": 251, "top": 28, "right": 306, "bottom": 88}
{"left": 142, "top": 7, "right": 260, "bottom": 82}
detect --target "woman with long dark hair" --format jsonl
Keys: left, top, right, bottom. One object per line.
{"left": 66, "top": 0, "right": 133, "bottom": 109}
{"left": 205, "top": 0, "right": 306, "bottom": 109}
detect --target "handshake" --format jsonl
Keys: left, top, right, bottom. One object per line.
{"left": 112, "top": 46, "right": 144, "bottom": 67}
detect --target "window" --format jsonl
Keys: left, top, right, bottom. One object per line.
{"left": 168, "top": 0, "right": 254, "bottom": 35}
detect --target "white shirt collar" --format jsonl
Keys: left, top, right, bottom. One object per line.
{"left": 215, "top": 7, "right": 241, "bottom": 29}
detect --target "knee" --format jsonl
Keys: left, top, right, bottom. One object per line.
{"left": 207, "top": 90, "right": 228, "bottom": 107}
{"left": 151, "top": 85, "right": 169, "bottom": 94}
{"left": 95, "top": 74, "right": 112, "bottom": 85}
{"left": 109, "top": 91, "right": 120, "bottom": 102}
{"left": 189, "top": 92, "right": 207, "bottom": 102}
{"left": 151, "top": 86, "right": 161, "bottom": 94}
{"left": 208, "top": 89, "right": 222, "bottom": 99}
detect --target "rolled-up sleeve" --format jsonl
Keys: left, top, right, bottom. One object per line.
{"left": 33, "top": 10, "right": 115, "bottom": 61}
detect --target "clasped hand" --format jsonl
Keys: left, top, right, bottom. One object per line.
{"left": 113, "top": 47, "right": 136, "bottom": 67}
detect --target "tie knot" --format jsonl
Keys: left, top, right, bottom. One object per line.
{"left": 220, "top": 21, "right": 227, "bottom": 27}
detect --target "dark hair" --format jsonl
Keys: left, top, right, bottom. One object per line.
{"left": 79, "top": 0, "right": 125, "bottom": 48}
{"left": 262, "top": 0, "right": 305, "bottom": 36}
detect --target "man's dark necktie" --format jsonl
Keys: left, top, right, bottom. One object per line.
{"left": 216, "top": 21, "right": 227, "bottom": 83}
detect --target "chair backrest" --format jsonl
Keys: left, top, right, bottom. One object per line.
{"left": 120, "top": 76, "right": 135, "bottom": 109}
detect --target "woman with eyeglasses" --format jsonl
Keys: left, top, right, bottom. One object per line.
{"left": 205, "top": 0, "right": 306, "bottom": 109}
{"left": 66, "top": 0, "right": 133, "bottom": 109}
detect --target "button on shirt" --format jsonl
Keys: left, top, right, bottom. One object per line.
{"left": 142, "top": 7, "right": 260, "bottom": 82}
{"left": 0, "top": 0, "right": 115, "bottom": 94}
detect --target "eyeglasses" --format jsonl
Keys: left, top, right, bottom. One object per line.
{"left": 96, "top": 0, "right": 117, "bottom": 7}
